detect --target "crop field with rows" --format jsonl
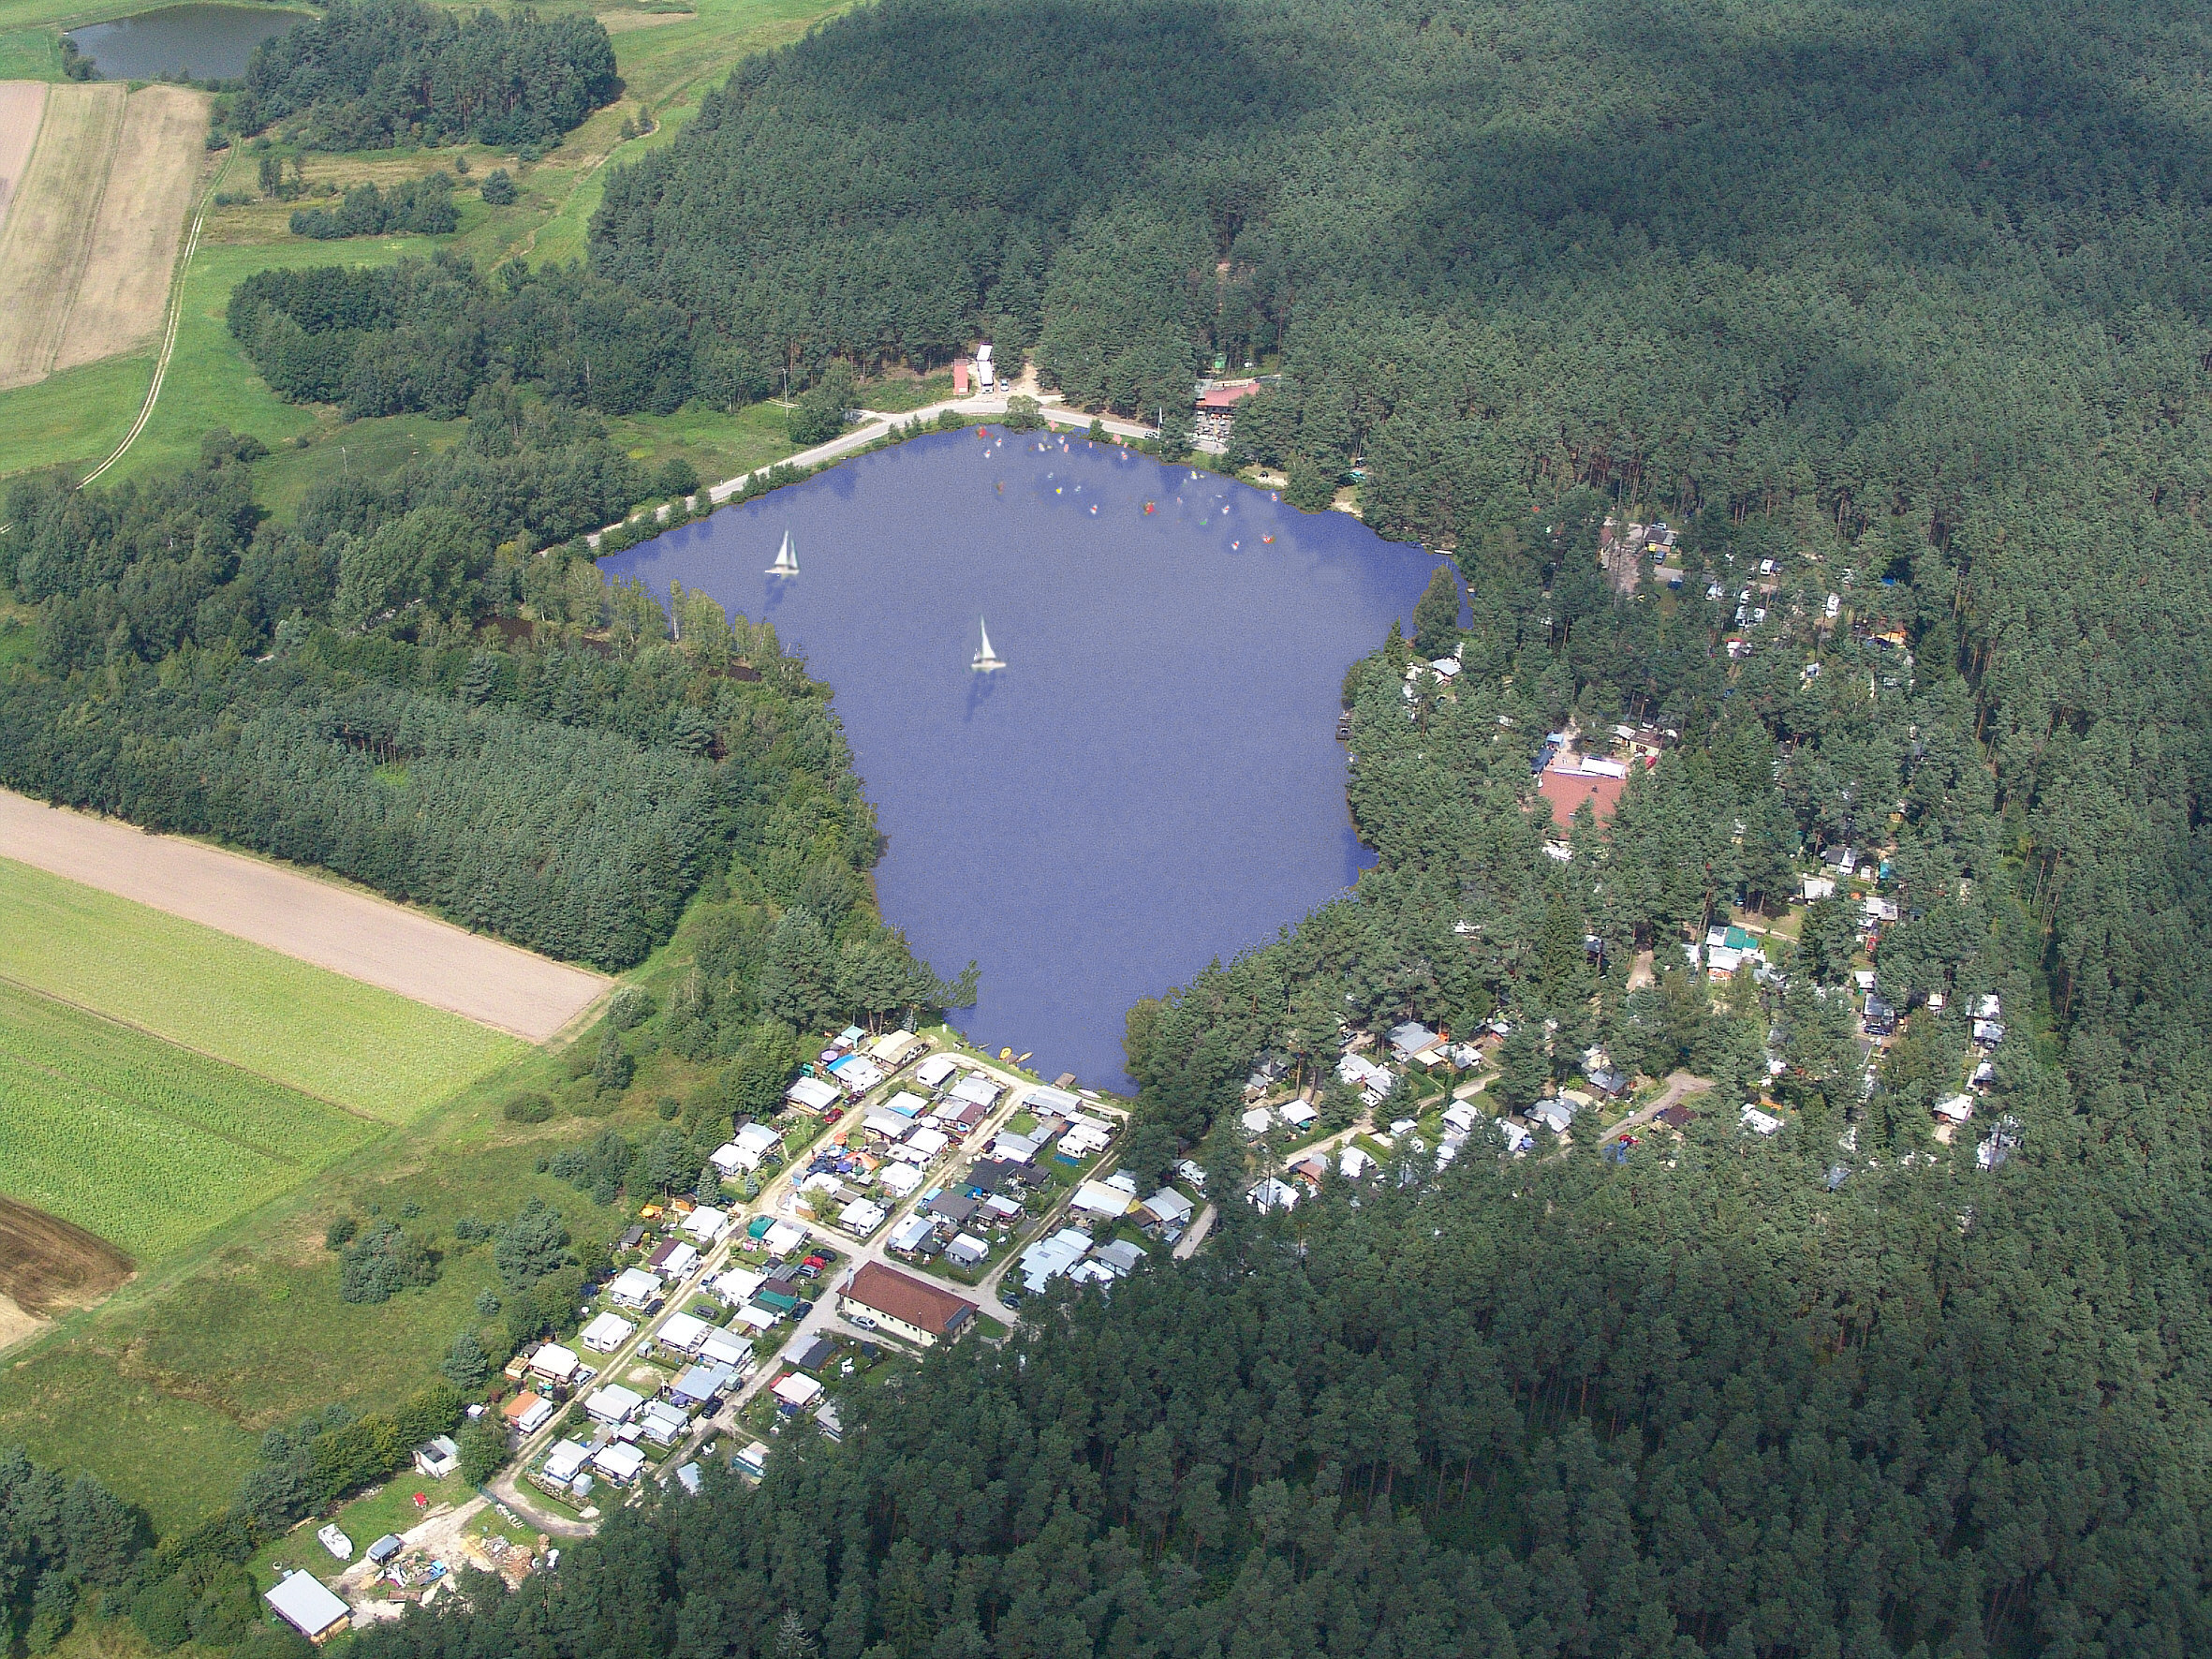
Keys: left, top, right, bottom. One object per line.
{"left": 0, "top": 980, "right": 376, "bottom": 1260}
{"left": 0, "top": 858, "right": 520, "bottom": 1121}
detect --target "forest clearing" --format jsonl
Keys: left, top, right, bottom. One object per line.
{"left": 0, "top": 791, "right": 608, "bottom": 1044}
{"left": 0, "top": 80, "right": 204, "bottom": 391}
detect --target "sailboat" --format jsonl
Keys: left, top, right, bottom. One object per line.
{"left": 971, "top": 616, "right": 1006, "bottom": 673}
{"left": 765, "top": 529, "right": 799, "bottom": 577}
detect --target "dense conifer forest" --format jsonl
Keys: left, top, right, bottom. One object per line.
{"left": 229, "top": 258, "right": 704, "bottom": 419}
{"left": 229, "top": 0, "right": 618, "bottom": 150}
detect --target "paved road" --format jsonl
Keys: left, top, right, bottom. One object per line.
{"left": 491, "top": 1036, "right": 1127, "bottom": 1518}
{"left": 645, "top": 1054, "right": 1128, "bottom": 1478}
{"left": 588, "top": 391, "right": 1158, "bottom": 548}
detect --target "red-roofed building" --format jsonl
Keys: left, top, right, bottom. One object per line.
{"left": 840, "top": 1262, "right": 977, "bottom": 1348}
{"left": 1195, "top": 382, "right": 1263, "bottom": 410}
{"left": 1539, "top": 767, "right": 1626, "bottom": 826}
{"left": 1194, "top": 381, "right": 1264, "bottom": 446}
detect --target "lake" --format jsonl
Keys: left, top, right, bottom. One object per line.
{"left": 65, "top": 4, "right": 299, "bottom": 80}
{"left": 599, "top": 428, "right": 1441, "bottom": 1091}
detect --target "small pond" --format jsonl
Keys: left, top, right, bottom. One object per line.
{"left": 65, "top": 3, "right": 299, "bottom": 81}
{"left": 599, "top": 427, "right": 1442, "bottom": 1091}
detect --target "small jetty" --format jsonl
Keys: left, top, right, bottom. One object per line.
{"left": 766, "top": 529, "right": 799, "bottom": 577}
{"left": 972, "top": 617, "right": 1006, "bottom": 673}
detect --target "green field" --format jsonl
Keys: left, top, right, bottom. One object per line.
{"left": 0, "top": 980, "right": 378, "bottom": 1259}
{"left": 0, "top": 0, "right": 854, "bottom": 489}
{"left": 0, "top": 858, "right": 521, "bottom": 1120}
{"left": 0, "top": 1109, "right": 629, "bottom": 1533}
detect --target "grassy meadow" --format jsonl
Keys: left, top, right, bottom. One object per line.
{"left": 0, "top": 859, "right": 522, "bottom": 1118}
{"left": 0, "top": 1059, "right": 638, "bottom": 1533}
{"left": 0, "top": 0, "right": 858, "bottom": 493}
{"left": 0, "top": 866, "right": 692, "bottom": 1535}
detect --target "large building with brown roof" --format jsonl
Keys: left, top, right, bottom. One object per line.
{"left": 1538, "top": 764, "right": 1627, "bottom": 827}
{"left": 840, "top": 1261, "right": 977, "bottom": 1348}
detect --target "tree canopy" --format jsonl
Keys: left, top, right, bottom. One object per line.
{"left": 233, "top": 0, "right": 617, "bottom": 151}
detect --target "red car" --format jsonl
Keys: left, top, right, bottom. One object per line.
{"left": 825, "top": 1105, "right": 845, "bottom": 1122}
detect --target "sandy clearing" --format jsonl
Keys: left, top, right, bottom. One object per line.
{"left": 0, "top": 81, "right": 46, "bottom": 233}
{"left": 0, "top": 791, "right": 609, "bottom": 1044}
{"left": 53, "top": 86, "right": 210, "bottom": 373}
{"left": 0, "top": 82, "right": 125, "bottom": 391}
{"left": 0, "top": 1295, "right": 49, "bottom": 1356}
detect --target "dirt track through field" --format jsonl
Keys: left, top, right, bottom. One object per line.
{"left": 0, "top": 81, "right": 45, "bottom": 233}
{"left": 0, "top": 792, "right": 608, "bottom": 1043}
{"left": 0, "top": 1192, "right": 132, "bottom": 1318}
{"left": 55, "top": 86, "right": 210, "bottom": 373}
{"left": 0, "top": 82, "right": 125, "bottom": 390}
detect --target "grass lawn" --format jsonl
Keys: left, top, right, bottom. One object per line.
{"left": 0, "top": 1344, "right": 259, "bottom": 1533}
{"left": 0, "top": 351, "right": 154, "bottom": 477}
{"left": 0, "top": 22, "right": 57, "bottom": 75}
{"left": 249, "top": 412, "right": 470, "bottom": 520}
{"left": 94, "top": 232, "right": 446, "bottom": 485}
{"left": 0, "top": 979, "right": 379, "bottom": 1259}
{"left": 250, "top": 1469, "right": 478, "bottom": 1589}
{"left": 858, "top": 372, "right": 955, "bottom": 413}
{"left": 0, "top": 858, "right": 522, "bottom": 1121}
{"left": 601, "top": 399, "right": 801, "bottom": 490}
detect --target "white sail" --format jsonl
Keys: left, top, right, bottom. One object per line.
{"left": 766, "top": 530, "right": 799, "bottom": 576}
{"left": 972, "top": 616, "right": 1005, "bottom": 672}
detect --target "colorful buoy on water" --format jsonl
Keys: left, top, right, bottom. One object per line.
{"left": 1261, "top": 534, "right": 1276, "bottom": 544}
{"left": 1143, "top": 501, "right": 1156, "bottom": 514}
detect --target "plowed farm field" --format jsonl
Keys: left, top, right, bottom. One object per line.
{"left": 0, "top": 80, "right": 206, "bottom": 391}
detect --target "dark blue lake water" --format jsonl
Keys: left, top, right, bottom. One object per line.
{"left": 600, "top": 428, "right": 1440, "bottom": 1091}
{"left": 66, "top": 4, "right": 300, "bottom": 80}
